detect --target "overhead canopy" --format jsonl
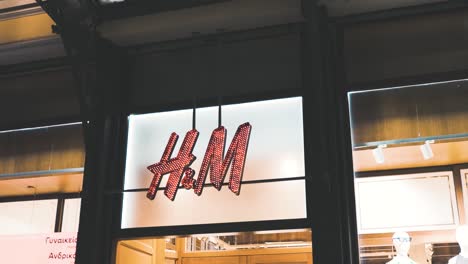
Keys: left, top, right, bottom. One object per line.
{"left": 323, "top": 0, "right": 445, "bottom": 17}
{"left": 98, "top": 0, "right": 304, "bottom": 46}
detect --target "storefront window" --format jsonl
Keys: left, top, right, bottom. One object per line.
{"left": 0, "top": 123, "right": 84, "bottom": 263}
{"left": 348, "top": 81, "right": 468, "bottom": 264}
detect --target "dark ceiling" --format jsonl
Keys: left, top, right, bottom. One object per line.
{"left": 97, "top": 0, "right": 230, "bottom": 20}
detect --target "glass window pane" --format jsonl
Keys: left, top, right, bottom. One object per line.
{"left": 348, "top": 81, "right": 468, "bottom": 264}
{"left": 62, "top": 198, "right": 81, "bottom": 232}
{"left": 122, "top": 180, "right": 307, "bottom": 228}
{"left": 355, "top": 172, "right": 458, "bottom": 233}
{"left": 0, "top": 123, "right": 84, "bottom": 176}
{"left": 0, "top": 199, "right": 57, "bottom": 235}
{"left": 124, "top": 97, "right": 305, "bottom": 190}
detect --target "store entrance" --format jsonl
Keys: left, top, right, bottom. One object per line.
{"left": 115, "top": 97, "right": 312, "bottom": 264}
{"left": 115, "top": 229, "right": 312, "bottom": 264}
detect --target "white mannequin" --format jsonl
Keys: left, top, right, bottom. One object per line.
{"left": 387, "top": 231, "right": 417, "bottom": 264}
{"left": 448, "top": 226, "right": 468, "bottom": 264}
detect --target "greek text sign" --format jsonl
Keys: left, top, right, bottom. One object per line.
{"left": 0, "top": 232, "right": 77, "bottom": 264}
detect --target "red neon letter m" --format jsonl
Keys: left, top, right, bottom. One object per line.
{"left": 194, "top": 122, "right": 252, "bottom": 195}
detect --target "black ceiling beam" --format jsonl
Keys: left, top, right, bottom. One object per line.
{"left": 34, "top": 2, "right": 130, "bottom": 264}
{"left": 35, "top": 0, "right": 99, "bottom": 31}
{"left": 331, "top": 0, "right": 468, "bottom": 25}
{"left": 35, "top": 0, "right": 100, "bottom": 132}
{"left": 98, "top": 0, "right": 229, "bottom": 20}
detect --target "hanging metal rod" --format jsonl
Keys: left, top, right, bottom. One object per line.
{"left": 0, "top": 168, "right": 84, "bottom": 180}
{"left": 353, "top": 133, "right": 468, "bottom": 150}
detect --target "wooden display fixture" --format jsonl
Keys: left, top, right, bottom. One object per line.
{"left": 116, "top": 237, "right": 313, "bottom": 264}
{"left": 116, "top": 240, "right": 155, "bottom": 264}
{"left": 248, "top": 253, "right": 312, "bottom": 264}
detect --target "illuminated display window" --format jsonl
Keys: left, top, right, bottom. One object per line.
{"left": 115, "top": 229, "right": 313, "bottom": 264}
{"left": 0, "top": 123, "right": 84, "bottom": 264}
{"left": 348, "top": 81, "right": 468, "bottom": 264}
{"left": 122, "top": 97, "right": 307, "bottom": 228}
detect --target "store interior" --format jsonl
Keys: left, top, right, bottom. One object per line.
{"left": 116, "top": 229, "right": 313, "bottom": 264}
{"left": 349, "top": 81, "right": 468, "bottom": 264}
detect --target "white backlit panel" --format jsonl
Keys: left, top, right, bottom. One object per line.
{"left": 124, "top": 97, "right": 305, "bottom": 190}
{"left": 122, "top": 180, "right": 307, "bottom": 228}
{"left": 0, "top": 199, "right": 57, "bottom": 235}
{"left": 61, "top": 198, "right": 81, "bottom": 233}
{"left": 355, "top": 171, "right": 459, "bottom": 234}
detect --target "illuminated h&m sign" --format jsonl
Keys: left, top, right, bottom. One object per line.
{"left": 146, "top": 123, "right": 252, "bottom": 201}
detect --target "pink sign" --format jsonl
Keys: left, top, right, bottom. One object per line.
{"left": 0, "top": 232, "right": 77, "bottom": 263}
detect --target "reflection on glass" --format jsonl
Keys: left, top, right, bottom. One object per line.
{"left": 348, "top": 81, "right": 468, "bottom": 264}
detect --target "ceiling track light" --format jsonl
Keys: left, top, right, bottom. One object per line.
{"left": 372, "top": 144, "right": 387, "bottom": 164}
{"left": 420, "top": 140, "right": 435, "bottom": 160}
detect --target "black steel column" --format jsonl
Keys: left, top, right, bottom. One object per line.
{"left": 54, "top": 196, "right": 65, "bottom": 232}
{"left": 35, "top": 1, "right": 129, "bottom": 264}
{"left": 75, "top": 38, "right": 128, "bottom": 264}
{"left": 301, "top": 1, "right": 359, "bottom": 263}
